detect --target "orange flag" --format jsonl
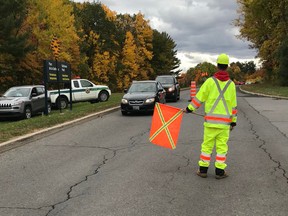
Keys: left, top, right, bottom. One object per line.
{"left": 149, "top": 103, "right": 183, "bottom": 149}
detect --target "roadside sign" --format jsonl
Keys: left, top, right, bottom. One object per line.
{"left": 43, "top": 60, "right": 72, "bottom": 114}
{"left": 44, "top": 60, "right": 71, "bottom": 83}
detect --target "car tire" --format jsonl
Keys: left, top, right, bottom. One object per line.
{"left": 98, "top": 90, "right": 109, "bottom": 102}
{"left": 23, "top": 106, "right": 32, "bottom": 119}
{"left": 57, "top": 97, "right": 68, "bottom": 109}
{"left": 121, "top": 111, "right": 128, "bottom": 116}
{"left": 173, "top": 94, "right": 178, "bottom": 102}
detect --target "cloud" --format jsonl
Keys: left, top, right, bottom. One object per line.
{"left": 74, "top": 0, "right": 259, "bottom": 70}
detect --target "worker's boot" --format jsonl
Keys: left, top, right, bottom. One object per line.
{"left": 215, "top": 168, "right": 228, "bottom": 179}
{"left": 197, "top": 166, "right": 208, "bottom": 178}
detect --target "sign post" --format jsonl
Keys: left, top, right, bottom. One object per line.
{"left": 43, "top": 60, "right": 71, "bottom": 113}
{"left": 51, "top": 36, "right": 62, "bottom": 113}
{"left": 43, "top": 35, "right": 72, "bottom": 114}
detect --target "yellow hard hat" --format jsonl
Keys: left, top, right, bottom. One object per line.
{"left": 217, "top": 53, "right": 229, "bottom": 65}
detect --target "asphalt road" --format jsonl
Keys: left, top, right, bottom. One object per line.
{"left": 0, "top": 88, "right": 287, "bottom": 216}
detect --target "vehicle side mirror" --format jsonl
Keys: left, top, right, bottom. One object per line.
{"left": 124, "top": 89, "right": 128, "bottom": 93}
{"left": 32, "top": 92, "right": 37, "bottom": 97}
{"left": 158, "top": 89, "right": 163, "bottom": 92}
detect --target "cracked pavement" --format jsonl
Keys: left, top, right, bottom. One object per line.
{"left": 0, "top": 89, "right": 287, "bottom": 216}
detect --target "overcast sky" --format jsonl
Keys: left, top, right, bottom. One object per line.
{"left": 74, "top": 0, "right": 259, "bottom": 71}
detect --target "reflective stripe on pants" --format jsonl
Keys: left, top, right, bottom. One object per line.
{"left": 198, "top": 126, "right": 230, "bottom": 170}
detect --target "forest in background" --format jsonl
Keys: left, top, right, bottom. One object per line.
{"left": 0, "top": 0, "right": 180, "bottom": 92}
{"left": 1, "top": 0, "right": 288, "bottom": 94}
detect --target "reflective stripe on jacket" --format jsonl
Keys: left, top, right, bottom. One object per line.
{"left": 187, "top": 76, "right": 237, "bottom": 129}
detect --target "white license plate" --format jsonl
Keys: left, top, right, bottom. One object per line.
{"left": 133, "top": 106, "right": 140, "bottom": 110}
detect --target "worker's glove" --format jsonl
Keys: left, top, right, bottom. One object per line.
{"left": 230, "top": 122, "right": 236, "bottom": 131}
{"left": 182, "top": 107, "right": 193, "bottom": 113}
{"left": 184, "top": 107, "right": 193, "bottom": 113}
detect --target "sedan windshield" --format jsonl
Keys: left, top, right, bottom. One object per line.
{"left": 4, "top": 87, "right": 31, "bottom": 97}
{"left": 156, "top": 77, "right": 174, "bottom": 84}
{"left": 128, "top": 83, "right": 156, "bottom": 93}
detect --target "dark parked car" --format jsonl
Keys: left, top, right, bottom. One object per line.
{"left": 120, "top": 80, "right": 166, "bottom": 115}
{"left": 0, "top": 85, "right": 51, "bottom": 119}
{"left": 155, "top": 75, "right": 180, "bottom": 102}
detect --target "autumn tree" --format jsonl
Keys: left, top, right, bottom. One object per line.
{"left": 75, "top": 2, "right": 121, "bottom": 90}
{"left": 235, "top": 0, "right": 288, "bottom": 82}
{"left": 118, "top": 31, "right": 138, "bottom": 90}
{"left": 17, "top": 0, "right": 80, "bottom": 85}
{"left": 151, "top": 30, "right": 181, "bottom": 78}
{"left": 182, "top": 68, "right": 194, "bottom": 87}
{"left": 186, "top": 62, "right": 217, "bottom": 84}
{"left": 228, "top": 63, "right": 242, "bottom": 81}
{"left": 115, "top": 13, "right": 154, "bottom": 82}
{"left": 228, "top": 61, "right": 256, "bottom": 82}
{"left": 194, "top": 62, "right": 217, "bottom": 83}
{"left": 115, "top": 14, "right": 135, "bottom": 34}
{"left": 132, "top": 13, "right": 154, "bottom": 80}
{"left": 0, "top": 0, "right": 181, "bottom": 93}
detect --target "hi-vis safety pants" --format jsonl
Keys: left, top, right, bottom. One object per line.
{"left": 198, "top": 126, "right": 230, "bottom": 170}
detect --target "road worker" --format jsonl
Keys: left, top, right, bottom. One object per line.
{"left": 185, "top": 53, "right": 237, "bottom": 179}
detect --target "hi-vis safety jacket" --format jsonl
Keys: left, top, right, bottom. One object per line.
{"left": 187, "top": 76, "right": 237, "bottom": 129}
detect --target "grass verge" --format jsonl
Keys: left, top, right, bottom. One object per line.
{"left": 240, "top": 83, "right": 288, "bottom": 98}
{"left": 0, "top": 93, "right": 123, "bottom": 143}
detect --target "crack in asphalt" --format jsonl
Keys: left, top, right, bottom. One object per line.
{"left": 0, "top": 130, "right": 149, "bottom": 215}
{"left": 44, "top": 147, "right": 116, "bottom": 216}
{"left": 241, "top": 106, "right": 288, "bottom": 184}
{"left": 0, "top": 206, "right": 47, "bottom": 210}
{"left": 161, "top": 154, "right": 191, "bottom": 205}
{"left": 43, "top": 130, "right": 148, "bottom": 216}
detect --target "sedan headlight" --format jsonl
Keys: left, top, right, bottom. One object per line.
{"left": 121, "top": 98, "right": 128, "bottom": 104}
{"left": 145, "top": 98, "right": 155, "bottom": 104}
{"left": 168, "top": 86, "right": 175, "bottom": 92}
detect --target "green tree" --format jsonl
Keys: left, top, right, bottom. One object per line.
{"left": 233, "top": 61, "right": 256, "bottom": 75}
{"left": 0, "top": 0, "right": 31, "bottom": 90}
{"left": 277, "top": 37, "right": 288, "bottom": 86}
{"left": 151, "top": 30, "right": 181, "bottom": 78}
